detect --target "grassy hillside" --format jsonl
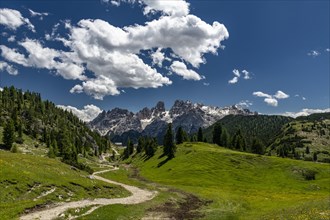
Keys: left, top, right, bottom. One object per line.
{"left": 0, "top": 151, "right": 129, "bottom": 220}
{"left": 204, "top": 115, "right": 292, "bottom": 147}
{"left": 129, "top": 142, "right": 330, "bottom": 219}
{"left": 270, "top": 113, "right": 330, "bottom": 162}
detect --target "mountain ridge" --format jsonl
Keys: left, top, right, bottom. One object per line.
{"left": 89, "top": 100, "right": 256, "bottom": 143}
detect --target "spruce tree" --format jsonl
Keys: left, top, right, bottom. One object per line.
{"left": 3, "top": 119, "right": 15, "bottom": 150}
{"left": 305, "top": 146, "right": 310, "bottom": 154}
{"left": 164, "top": 123, "right": 176, "bottom": 158}
{"left": 137, "top": 137, "right": 145, "bottom": 154}
{"left": 212, "top": 123, "right": 222, "bottom": 146}
{"left": 176, "top": 126, "right": 184, "bottom": 145}
{"left": 197, "top": 127, "right": 203, "bottom": 142}
{"left": 220, "top": 128, "right": 229, "bottom": 147}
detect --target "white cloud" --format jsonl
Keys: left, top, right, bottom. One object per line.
{"left": 264, "top": 97, "right": 278, "bottom": 107}
{"left": 170, "top": 61, "right": 203, "bottom": 81}
{"left": 0, "top": 39, "right": 85, "bottom": 80}
{"left": 28, "top": 9, "right": 49, "bottom": 20}
{"left": 0, "top": 3, "right": 228, "bottom": 99}
{"left": 302, "top": 96, "right": 306, "bottom": 101}
{"left": 228, "top": 76, "right": 238, "bottom": 84}
{"left": 0, "top": 87, "right": 3, "bottom": 92}
{"left": 151, "top": 48, "right": 165, "bottom": 67}
{"left": 0, "top": 61, "right": 18, "bottom": 75}
{"left": 109, "top": 0, "right": 190, "bottom": 16}
{"left": 253, "top": 90, "right": 289, "bottom": 107}
{"left": 253, "top": 91, "right": 272, "bottom": 98}
{"left": 203, "top": 82, "right": 210, "bottom": 86}
{"left": 242, "top": 69, "right": 250, "bottom": 79}
{"left": 237, "top": 100, "right": 253, "bottom": 108}
{"left": 228, "top": 68, "right": 251, "bottom": 84}
{"left": 8, "top": 35, "right": 15, "bottom": 42}
{"left": 283, "top": 108, "right": 330, "bottom": 118}
{"left": 142, "top": 0, "right": 190, "bottom": 17}
{"left": 233, "top": 69, "right": 240, "bottom": 77}
{"left": 326, "top": 48, "right": 330, "bottom": 52}
{"left": 274, "top": 90, "right": 289, "bottom": 99}
{"left": 307, "top": 50, "right": 320, "bottom": 57}
{"left": 57, "top": 104, "right": 102, "bottom": 122}
{"left": 0, "top": 8, "right": 35, "bottom": 32}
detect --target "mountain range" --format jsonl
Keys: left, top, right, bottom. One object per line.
{"left": 89, "top": 100, "right": 256, "bottom": 144}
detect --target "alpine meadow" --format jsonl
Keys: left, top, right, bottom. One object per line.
{"left": 0, "top": 0, "right": 329, "bottom": 219}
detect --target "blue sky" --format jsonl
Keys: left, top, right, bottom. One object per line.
{"left": 0, "top": 0, "right": 329, "bottom": 120}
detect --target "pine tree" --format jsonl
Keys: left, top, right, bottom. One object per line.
{"left": 137, "top": 137, "right": 145, "bottom": 154}
{"left": 251, "top": 138, "right": 264, "bottom": 155}
{"left": 48, "top": 145, "right": 56, "bottom": 158}
{"left": 176, "top": 126, "right": 184, "bottom": 145}
{"left": 164, "top": 123, "right": 176, "bottom": 158}
{"left": 305, "top": 146, "right": 310, "bottom": 154}
{"left": 313, "top": 152, "right": 318, "bottom": 162}
{"left": 220, "top": 128, "right": 229, "bottom": 147}
{"left": 212, "top": 123, "right": 222, "bottom": 146}
{"left": 3, "top": 119, "right": 15, "bottom": 150}
{"left": 197, "top": 127, "right": 203, "bottom": 142}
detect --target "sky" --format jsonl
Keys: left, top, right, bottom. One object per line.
{"left": 0, "top": 0, "right": 329, "bottom": 121}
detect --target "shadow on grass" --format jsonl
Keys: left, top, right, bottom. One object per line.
{"left": 157, "top": 157, "right": 172, "bottom": 168}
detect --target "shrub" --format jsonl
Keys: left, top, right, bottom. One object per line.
{"left": 302, "top": 169, "right": 317, "bottom": 180}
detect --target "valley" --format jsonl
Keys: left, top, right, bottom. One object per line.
{"left": 0, "top": 87, "right": 329, "bottom": 219}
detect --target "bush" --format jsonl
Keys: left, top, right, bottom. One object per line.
{"left": 302, "top": 169, "right": 317, "bottom": 180}
{"left": 10, "top": 144, "right": 19, "bottom": 153}
{"left": 15, "top": 137, "right": 24, "bottom": 144}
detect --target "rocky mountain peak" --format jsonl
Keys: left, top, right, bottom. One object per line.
{"left": 89, "top": 100, "right": 256, "bottom": 141}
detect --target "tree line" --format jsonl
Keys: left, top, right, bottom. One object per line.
{"left": 0, "top": 86, "right": 110, "bottom": 173}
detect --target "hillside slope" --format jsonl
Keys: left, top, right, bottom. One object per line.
{"left": 130, "top": 142, "right": 330, "bottom": 219}
{"left": 269, "top": 113, "right": 330, "bottom": 162}
{"left": 0, "top": 151, "right": 129, "bottom": 220}
{"left": 204, "top": 114, "right": 292, "bottom": 146}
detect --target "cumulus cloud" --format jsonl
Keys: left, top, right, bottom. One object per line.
{"left": 228, "top": 69, "right": 251, "bottom": 84}
{"left": 142, "top": 0, "right": 190, "bottom": 17}
{"left": 28, "top": 9, "right": 49, "bottom": 20}
{"left": 228, "top": 76, "right": 238, "bottom": 84}
{"left": 0, "top": 8, "right": 35, "bottom": 32}
{"left": 264, "top": 97, "right": 278, "bottom": 107}
{"left": 283, "top": 108, "right": 330, "bottom": 118}
{"left": 151, "top": 48, "right": 165, "bottom": 67}
{"left": 57, "top": 104, "right": 102, "bottom": 122}
{"left": 203, "top": 82, "right": 210, "bottom": 86}
{"left": 0, "top": 1, "right": 228, "bottom": 99}
{"left": 307, "top": 50, "right": 320, "bottom": 57}
{"left": 274, "top": 90, "right": 289, "bottom": 99}
{"left": 242, "top": 69, "right": 250, "bottom": 79}
{"left": 170, "top": 61, "right": 203, "bottom": 80}
{"left": 8, "top": 35, "right": 15, "bottom": 42}
{"left": 0, "top": 39, "right": 85, "bottom": 80}
{"left": 237, "top": 100, "right": 253, "bottom": 108}
{"left": 0, "top": 61, "right": 18, "bottom": 75}
{"left": 109, "top": 0, "right": 190, "bottom": 16}
{"left": 0, "top": 87, "right": 3, "bottom": 92}
{"left": 253, "top": 90, "right": 289, "bottom": 107}
{"left": 252, "top": 91, "right": 271, "bottom": 98}
{"left": 326, "top": 48, "right": 330, "bottom": 52}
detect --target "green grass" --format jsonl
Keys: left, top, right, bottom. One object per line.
{"left": 76, "top": 167, "right": 182, "bottom": 220}
{"left": 0, "top": 151, "right": 130, "bottom": 220}
{"left": 129, "top": 142, "right": 330, "bottom": 219}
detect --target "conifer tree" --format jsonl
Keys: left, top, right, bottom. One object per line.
{"left": 3, "top": 119, "right": 15, "bottom": 150}
{"left": 197, "top": 127, "right": 203, "bottom": 142}
{"left": 164, "top": 123, "right": 176, "bottom": 158}
{"left": 137, "top": 137, "right": 145, "bottom": 153}
{"left": 212, "top": 123, "right": 222, "bottom": 146}
{"left": 176, "top": 126, "right": 184, "bottom": 145}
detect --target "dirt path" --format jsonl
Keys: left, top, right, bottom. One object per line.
{"left": 20, "top": 168, "right": 157, "bottom": 220}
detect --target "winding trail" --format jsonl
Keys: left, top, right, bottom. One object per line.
{"left": 20, "top": 168, "right": 157, "bottom": 220}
